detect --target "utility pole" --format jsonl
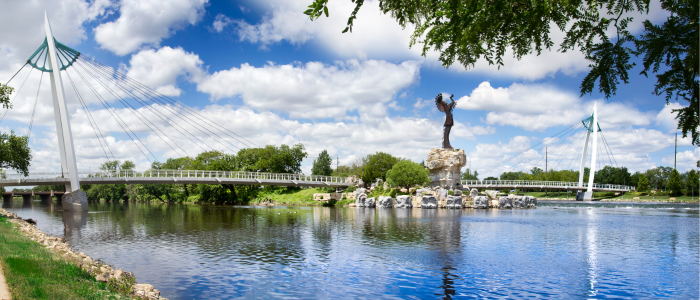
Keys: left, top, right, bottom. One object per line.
{"left": 336, "top": 157, "right": 339, "bottom": 171}
{"left": 674, "top": 133, "right": 677, "bottom": 170}
{"left": 545, "top": 147, "right": 548, "bottom": 197}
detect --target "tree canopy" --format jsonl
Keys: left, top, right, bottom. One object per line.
{"left": 362, "top": 152, "right": 399, "bottom": 183}
{"left": 311, "top": 150, "right": 333, "bottom": 176}
{"left": 306, "top": 0, "right": 698, "bottom": 145}
{"left": 0, "top": 131, "right": 31, "bottom": 176}
{"left": 386, "top": 160, "right": 429, "bottom": 189}
{"left": 637, "top": 173, "right": 650, "bottom": 192}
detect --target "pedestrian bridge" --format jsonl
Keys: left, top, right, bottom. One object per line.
{"left": 461, "top": 180, "right": 634, "bottom": 192}
{"left": 0, "top": 170, "right": 353, "bottom": 188}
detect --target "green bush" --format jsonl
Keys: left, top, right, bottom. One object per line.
{"left": 389, "top": 188, "right": 398, "bottom": 198}
{"left": 343, "top": 186, "right": 357, "bottom": 193}
{"left": 448, "top": 190, "right": 454, "bottom": 195}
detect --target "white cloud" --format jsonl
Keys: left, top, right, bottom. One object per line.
{"left": 196, "top": 59, "right": 421, "bottom": 120}
{"left": 93, "top": 0, "right": 208, "bottom": 56}
{"left": 456, "top": 81, "right": 656, "bottom": 131}
{"left": 125, "top": 46, "right": 205, "bottom": 96}
{"left": 655, "top": 102, "right": 685, "bottom": 133}
{"left": 212, "top": 14, "right": 233, "bottom": 33}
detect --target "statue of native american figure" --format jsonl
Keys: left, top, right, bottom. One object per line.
{"left": 435, "top": 93, "right": 456, "bottom": 149}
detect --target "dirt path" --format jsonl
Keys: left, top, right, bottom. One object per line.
{"left": 0, "top": 263, "right": 10, "bottom": 300}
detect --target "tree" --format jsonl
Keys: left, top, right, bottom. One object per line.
{"left": 306, "top": 0, "right": 698, "bottom": 145}
{"left": 637, "top": 173, "right": 650, "bottom": 192}
{"left": 0, "top": 131, "right": 31, "bottom": 176}
{"left": 686, "top": 169, "right": 699, "bottom": 196}
{"left": 238, "top": 144, "right": 307, "bottom": 173}
{"left": 0, "top": 83, "right": 13, "bottom": 109}
{"left": 668, "top": 169, "right": 682, "bottom": 196}
{"left": 484, "top": 176, "right": 498, "bottom": 180}
{"left": 462, "top": 168, "right": 479, "bottom": 180}
{"left": 500, "top": 171, "right": 526, "bottom": 180}
{"left": 311, "top": 150, "right": 333, "bottom": 176}
{"left": 386, "top": 160, "right": 430, "bottom": 189}
{"left": 361, "top": 152, "right": 399, "bottom": 183}
{"left": 530, "top": 167, "right": 543, "bottom": 176}
{"left": 121, "top": 161, "right": 135, "bottom": 170}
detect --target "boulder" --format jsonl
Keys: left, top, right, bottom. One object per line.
{"left": 469, "top": 188, "right": 479, "bottom": 198}
{"left": 453, "top": 189, "right": 462, "bottom": 196}
{"left": 425, "top": 148, "right": 467, "bottom": 189}
{"left": 377, "top": 196, "right": 393, "bottom": 208}
{"left": 355, "top": 193, "right": 368, "bottom": 207}
{"left": 436, "top": 188, "right": 449, "bottom": 203}
{"left": 416, "top": 188, "right": 431, "bottom": 199}
{"left": 446, "top": 195, "right": 462, "bottom": 209}
{"left": 395, "top": 195, "right": 413, "bottom": 208}
{"left": 354, "top": 188, "right": 367, "bottom": 198}
{"left": 512, "top": 196, "right": 526, "bottom": 208}
{"left": 421, "top": 195, "right": 438, "bottom": 209}
{"left": 526, "top": 196, "right": 537, "bottom": 208}
{"left": 498, "top": 196, "right": 513, "bottom": 209}
{"left": 365, "top": 197, "right": 376, "bottom": 208}
{"left": 474, "top": 196, "right": 489, "bottom": 209}
{"left": 485, "top": 190, "right": 500, "bottom": 200}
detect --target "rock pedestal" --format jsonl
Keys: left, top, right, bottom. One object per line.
{"left": 62, "top": 189, "right": 88, "bottom": 211}
{"left": 377, "top": 196, "right": 393, "bottom": 208}
{"left": 421, "top": 196, "right": 438, "bottom": 209}
{"left": 425, "top": 148, "right": 467, "bottom": 189}
{"left": 395, "top": 195, "right": 413, "bottom": 208}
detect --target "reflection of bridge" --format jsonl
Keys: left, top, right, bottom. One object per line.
{"left": 0, "top": 170, "right": 351, "bottom": 188}
{"left": 461, "top": 180, "right": 633, "bottom": 192}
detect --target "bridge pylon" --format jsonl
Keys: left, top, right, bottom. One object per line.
{"left": 576, "top": 102, "right": 600, "bottom": 200}
{"left": 42, "top": 12, "right": 87, "bottom": 210}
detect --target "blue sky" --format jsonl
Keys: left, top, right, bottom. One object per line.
{"left": 0, "top": 0, "right": 696, "bottom": 178}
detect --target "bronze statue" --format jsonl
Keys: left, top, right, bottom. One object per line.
{"left": 435, "top": 93, "right": 456, "bottom": 149}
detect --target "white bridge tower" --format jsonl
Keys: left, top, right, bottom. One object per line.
{"left": 577, "top": 102, "right": 600, "bottom": 200}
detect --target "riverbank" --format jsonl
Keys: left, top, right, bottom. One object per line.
{"left": 0, "top": 208, "right": 166, "bottom": 299}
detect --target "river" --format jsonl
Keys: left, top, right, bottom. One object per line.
{"left": 3, "top": 200, "right": 698, "bottom": 299}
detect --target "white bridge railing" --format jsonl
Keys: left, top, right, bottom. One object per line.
{"left": 2, "top": 170, "right": 350, "bottom": 184}
{"left": 461, "top": 180, "right": 634, "bottom": 191}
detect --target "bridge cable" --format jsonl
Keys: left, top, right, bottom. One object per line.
{"left": 27, "top": 72, "right": 43, "bottom": 140}
{"left": 64, "top": 71, "right": 116, "bottom": 162}
{"left": 528, "top": 127, "right": 582, "bottom": 174}
{"left": 481, "top": 122, "right": 582, "bottom": 175}
{"left": 82, "top": 58, "right": 254, "bottom": 151}
{"left": 74, "top": 60, "right": 214, "bottom": 156}
{"left": 76, "top": 60, "right": 229, "bottom": 155}
{"left": 70, "top": 64, "right": 154, "bottom": 163}
{"left": 72, "top": 60, "right": 200, "bottom": 157}
{"left": 3, "top": 62, "right": 27, "bottom": 86}
{"left": 74, "top": 61, "right": 185, "bottom": 160}
{"left": 600, "top": 131, "right": 619, "bottom": 167}
{"left": 548, "top": 129, "right": 586, "bottom": 172}
{"left": 563, "top": 130, "right": 588, "bottom": 182}
{"left": 0, "top": 67, "right": 33, "bottom": 124}
{"left": 82, "top": 57, "right": 259, "bottom": 149}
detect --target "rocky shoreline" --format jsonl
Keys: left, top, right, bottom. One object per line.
{"left": 0, "top": 208, "right": 167, "bottom": 299}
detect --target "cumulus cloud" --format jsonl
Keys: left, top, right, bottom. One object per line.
{"left": 655, "top": 102, "right": 685, "bottom": 133}
{"left": 456, "top": 81, "right": 656, "bottom": 131}
{"left": 196, "top": 59, "right": 421, "bottom": 120}
{"left": 93, "top": 0, "right": 208, "bottom": 56}
{"left": 125, "top": 46, "right": 205, "bottom": 96}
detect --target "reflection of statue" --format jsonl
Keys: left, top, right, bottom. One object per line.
{"left": 435, "top": 94, "right": 457, "bottom": 149}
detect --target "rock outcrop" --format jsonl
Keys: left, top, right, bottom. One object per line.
{"left": 446, "top": 195, "right": 462, "bottom": 209}
{"left": 395, "top": 195, "right": 413, "bottom": 208}
{"left": 421, "top": 196, "right": 438, "bottom": 209}
{"left": 425, "top": 148, "right": 467, "bottom": 189}
{"left": 377, "top": 196, "right": 393, "bottom": 208}
{"left": 498, "top": 196, "right": 513, "bottom": 209}
{"left": 474, "top": 196, "right": 489, "bottom": 209}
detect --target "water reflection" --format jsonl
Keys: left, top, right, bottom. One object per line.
{"left": 1, "top": 201, "right": 697, "bottom": 300}
{"left": 63, "top": 210, "right": 89, "bottom": 245}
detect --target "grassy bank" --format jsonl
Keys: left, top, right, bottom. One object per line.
{"left": 0, "top": 216, "right": 125, "bottom": 300}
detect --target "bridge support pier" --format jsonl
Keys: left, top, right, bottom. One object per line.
{"left": 40, "top": 194, "right": 52, "bottom": 204}
{"left": 2, "top": 194, "right": 12, "bottom": 203}
{"left": 576, "top": 191, "right": 593, "bottom": 201}
{"left": 55, "top": 193, "right": 63, "bottom": 204}
{"left": 22, "top": 194, "right": 33, "bottom": 206}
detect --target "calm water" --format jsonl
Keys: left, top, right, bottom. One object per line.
{"left": 3, "top": 199, "right": 698, "bottom": 299}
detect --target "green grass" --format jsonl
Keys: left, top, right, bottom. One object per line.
{"left": 255, "top": 188, "right": 327, "bottom": 206}
{"left": 0, "top": 216, "right": 124, "bottom": 299}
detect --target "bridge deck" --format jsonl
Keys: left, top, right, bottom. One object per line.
{"left": 461, "top": 180, "right": 633, "bottom": 192}
{"left": 0, "top": 170, "right": 353, "bottom": 188}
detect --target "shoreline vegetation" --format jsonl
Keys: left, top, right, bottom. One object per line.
{"left": 0, "top": 208, "right": 166, "bottom": 300}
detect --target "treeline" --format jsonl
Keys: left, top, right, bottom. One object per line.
{"left": 464, "top": 165, "right": 699, "bottom": 197}
{"left": 33, "top": 145, "right": 308, "bottom": 204}
{"left": 330, "top": 152, "right": 429, "bottom": 189}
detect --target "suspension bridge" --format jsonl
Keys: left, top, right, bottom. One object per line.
{"left": 0, "top": 14, "right": 632, "bottom": 210}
